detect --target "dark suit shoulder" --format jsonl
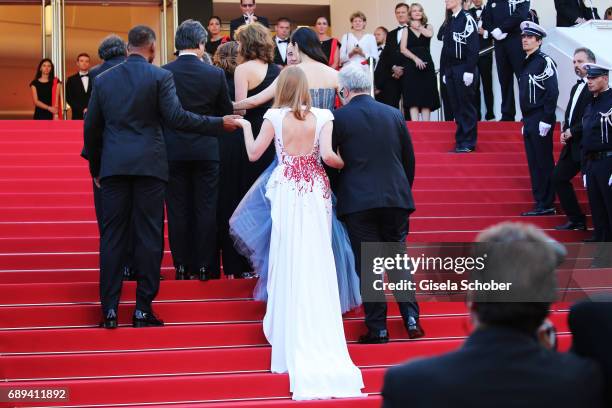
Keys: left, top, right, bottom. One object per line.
{"left": 94, "top": 60, "right": 126, "bottom": 82}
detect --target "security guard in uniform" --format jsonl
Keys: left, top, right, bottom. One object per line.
{"left": 482, "top": 0, "right": 530, "bottom": 121}
{"left": 581, "top": 63, "right": 612, "bottom": 241}
{"left": 518, "top": 21, "right": 559, "bottom": 217}
{"left": 441, "top": 0, "right": 480, "bottom": 153}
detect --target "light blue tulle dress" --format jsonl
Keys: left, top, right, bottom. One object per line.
{"left": 229, "top": 89, "right": 362, "bottom": 314}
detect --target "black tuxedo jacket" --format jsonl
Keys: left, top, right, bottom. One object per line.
{"left": 230, "top": 15, "right": 269, "bottom": 40}
{"left": 382, "top": 327, "right": 604, "bottom": 408}
{"left": 273, "top": 38, "right": 289, "bottom": 66}
{"left": 162, "top": 55, "right": 233, "bottom": 161}
{"left": 81, "top": 56, "right": 126, "bottom": 160}
{"left": 555, "top": 0, "right": 599, "bottom": 26}
{"left": 84, "top": 54, "right": 223, "bottom": 181}
{"left": 570, "top": 300, "right": 612, "bottom": 406}
{"left": 332, "top": 95, "right": 415, "bottom": 218}
{"left": 561, "top": 80, "right": 592, "bottom": 161}
{"left": 374, "top": 26, "right": 408, "bottom": 91}
{"left": 66, "top": 72, "right": 91, "bottom": 120}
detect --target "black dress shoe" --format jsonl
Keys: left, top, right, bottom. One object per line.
{"left": 132, "top": 309, "right": 164, "bottom": 328}
{"left": 241, "top": 271, "right": 259, "bottom": 279}
{"left": 122, "top": 266, "right": 135, "bottom": 281}
{"left": 406, "top": 316, "right": 425, "bottom": 339}
{"left": 100, "top": 309, "right": 118, "bottom": 329}
{"left": 175, "top": 265, "right": 187, "bottom": 280}
{"left": 198, "top": 267, "right": 209, "bottom": 281}
{"left": 521, "top": 208, "right": 556, "bottom": 216}
{"left": 358, "top": 330, "right": 389, "bottom": 344}
{"left": 454, "top": 147, "right": 473, "bottom": 153}
{"left": 485, "top": 113, "right": 495, "bottom": 121}
{"left": 554, "top": 221, "right": 587, "bottom": 231}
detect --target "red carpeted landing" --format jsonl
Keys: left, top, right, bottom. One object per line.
{"left": 0, "top": 120, "right": 603, "bottom": 407}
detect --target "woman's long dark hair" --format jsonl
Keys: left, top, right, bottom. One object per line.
{"left": 34, "top": 58, "right": 55, "bottom": 81}
{"left": 290, "top": 27, "right": 328, "bottom": 65}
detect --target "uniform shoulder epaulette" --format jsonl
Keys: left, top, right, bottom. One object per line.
{"left": 508, "top": 0, "right": 529, "bottom": 13}
{"left": 527, "top": 52, "right": 557, "bottom": 103}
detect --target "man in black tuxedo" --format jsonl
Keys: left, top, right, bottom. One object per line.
{"left": 66, "top": 53, "right": 91, "bottom": 120}
{"left": 82, "top": 36, "right": 127, "bottom": 234}
{"left": 555, "top": 0, "right": 600, "bottom": 27}
{"left": 553, "top": 48, "right": 595, "bottom": 231}
{"left": 162, "top": 20, "right": 233, "bottom": 281}
{"left": 570, "top": 299, "right": 612, "bottom": 406}
{"left": 85, "top": 25, "right": 240, "bottom": 329}
{"left": 382, "top": 222, "right": 604, "bottom": 408}
{"left": 272, "top": 18, "right": 291, "bottom": 67}
{"left": 374, "top": 2, "right": 410, "bottom": 115}
{"left": 333, "top": 64, "right": 422, "bottom": 344}
{"left": 230, "top": 0, "right": 269, "bottom": 40}
{"left": 469, "top": 0, "right": 495, "bottom": 121}
{"left": 81, "top": 35, "right": 135, "bottom": 280}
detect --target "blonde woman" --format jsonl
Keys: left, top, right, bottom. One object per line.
{"left": 231, "top": 66, "right": 364, "bottom": 400}
{"left": 399, "top": 3, "right": 440, "bottom": 121}
{"left": 339, "top": 11, "right": 378, "bottom": 67}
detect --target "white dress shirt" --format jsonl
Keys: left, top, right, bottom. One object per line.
{"left": 568, "top": 78, "right": 587, "bottom": 125}
{"left": 275, "top": 36, "right": 289, "bottom": 62}
{"left": 396, "top": 25, "right": 407, "bottom": 44}
{"left": 79, "top": 71, "right": 89, "bottom": 92}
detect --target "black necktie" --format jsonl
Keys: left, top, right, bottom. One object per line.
{"left": 278, "top": 39, "right": 289, "bottom": 44}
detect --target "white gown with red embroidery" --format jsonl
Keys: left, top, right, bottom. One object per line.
{"left": 262, "top": 107, "right": 365, "bottom": 400}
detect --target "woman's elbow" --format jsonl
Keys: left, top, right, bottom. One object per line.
{"left": 247, "top": 151, "right": 259, "bottom": 162}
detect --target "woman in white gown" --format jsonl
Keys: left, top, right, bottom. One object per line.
{"left": 234, "top": 66, "right": 365, "bottom": 400}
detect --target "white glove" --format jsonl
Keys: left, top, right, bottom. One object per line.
{"left": 583, "top": 174, "right": 587, "bottom": 188}
{"left": 538, "top": 122, "right": 551, "bottom": 137}
{"left": 442, "top": 75, "right": 446, "bottom": 84}
{"left": 463, "top": 72, "right": 474, "bottom": 87}
{"left": 491, "top": 28, "right": 508, "bottom": 41}
{"left": 483, "top": 30, "right": 489, "bottom": 39}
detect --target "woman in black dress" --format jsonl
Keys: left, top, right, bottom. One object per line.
{"left": 315, "top": 16, "right": 341, "bottom": 69}
{"left": 206, "top": 16, "right": 230, "bottom": 58}
{"left": 30, "top": 58, "right": 63, "bottom": 120}
{"left": 399, "top": 3, "right": 440, "bottom": 121}
{"left": 225, "top": 23, "right": 280, "bottom": 278}
{"left": 212, "top": 40, "right": 247, "bottom": 279}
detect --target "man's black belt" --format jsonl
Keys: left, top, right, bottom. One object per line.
{"left": 586, "top": 150, "right": 612, "bottom": 161}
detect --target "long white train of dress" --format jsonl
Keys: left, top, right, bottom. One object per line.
{"left": 261, "top": 107, "right": 365, "bottom": 400}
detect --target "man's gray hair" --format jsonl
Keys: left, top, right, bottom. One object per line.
{"left": 574, "top": 47, "right": 596, "bottom": 63}
{"left": 339, "top": 64, "right": 372, "bottom": 94}
{"left": 98, "top": 34, "right": 127, "bottom": 61}
{"left": 175, "top": 19, "right": 208, "bottom": 51}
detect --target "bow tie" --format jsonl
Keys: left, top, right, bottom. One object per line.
{"left": 577, "top": 79, "right": 586, "bottom": 84}
{"left": 277, "top": 39, "right": 289, "bottom": 44}
{"left": 473, "top": 7, "right": 482, "bottom": 10}
{"left": 398, "top": 25, "right": 407, "bottom": 30}
{"left": 80, "top": 73, "right": 89, "bottom": 77}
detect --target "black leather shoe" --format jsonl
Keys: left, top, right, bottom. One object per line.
{"left": 554, "top": 221, "right": 587, "bottom": 231}
{"left": 406, "top": 316, "right": 425, "bottom": 339}
{"left": 198, "top": 267, "right": 209, "bottom": 281}
{"left": 122, "top": 266, "right": 135, "bottom": 281}
{"left": 241, "top": 271, "right": 259, "bottom": 279}
{"left": 100, "top": 309, "right": 118, "bottom": 329}
{"left": 175, "top": 265, "right": 187, "bottom": 280}
{"left": 521, "top": 208, "right": 556, "bottom": 216}
{"left": 358, "top": 330, "right": 389, "bottom": 344}
{"left": 454, "top": 147, "right": 473, "bottom": 153}
{"left": 485, "top": 113, "right": 495, "bottom": 121}
{"left": 132, "top": 309, "right": 164, "bottom": 328}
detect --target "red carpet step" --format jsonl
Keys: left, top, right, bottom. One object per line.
{"left": 0, "top": 120, "right": 603, "bottom": 407}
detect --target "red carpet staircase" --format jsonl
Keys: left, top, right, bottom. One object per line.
{"left": 0, "top": 120, "right": 600, "bottom": 407}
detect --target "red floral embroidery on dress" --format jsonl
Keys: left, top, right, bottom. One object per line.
{"left": 281, "top": 145, "right": 331, "bottom": 199}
